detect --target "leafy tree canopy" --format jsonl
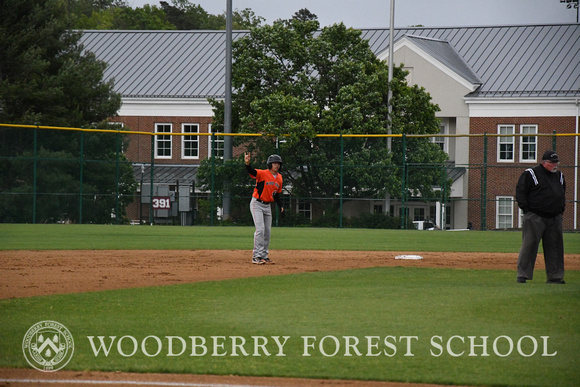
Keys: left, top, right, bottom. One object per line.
{"left": 0, "top": 0, "right": 135, "bottom": 223}
{"left": 0, "top": 0, "right": 121, "bottom": 127}
{"left": 207, "top": 15, "right": 447, "bottom": 206}
{"left": 69, "top": 0, "right": 264, "bottom": 30}
{"left": 76, "top": 4, "right": 176, "bottom": 30}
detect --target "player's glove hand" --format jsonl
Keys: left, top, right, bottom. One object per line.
{"left": 280, "top": 207, "right": 285, "bottom": 219}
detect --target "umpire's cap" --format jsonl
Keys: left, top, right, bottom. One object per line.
{"left": 542, "top": 150, "right": 559, "bottom": 163}
{"left": 267, "top": 154, "right": 283, "bottom": 170}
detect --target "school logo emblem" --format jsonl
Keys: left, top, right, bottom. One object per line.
{"left": 22, "top": 321, "right": 74, "bottom": 372}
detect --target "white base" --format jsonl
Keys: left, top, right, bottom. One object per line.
{"left": 395, "top": 255, "right": 424, "bottom": 260}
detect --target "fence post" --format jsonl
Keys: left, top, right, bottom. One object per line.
{"left": 32, "top": 128, "right": 38, "bottom": 224}
{"left": 440, "top": 164, "right": 445, "bottom": 230}
{"left": 552, "top": 130, "right": 557, "bottom": 150}
{"left": 481, "top": 133, "right": 488, "bottom": 231}
{"left": 149, "top": 135, "right": 155, "bottom": 225}
{"left": 339, "top": 134, "right": 344, "bottom": 228}
{"left": 210, "top": 132, "right": 216, "bottom": 226}
{"left": 79, "top": 131, "right": 84, "bottom": 224}
{"left": 115, "top": 132, "right": 120, "bottom": 224}
{"left": 400, "top": 134, "right": 407, "bottom": 229}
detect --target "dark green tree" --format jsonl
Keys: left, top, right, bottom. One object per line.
{"left": 72, "top": 0, "right": 263, "bottom": 30}
{"left": 66, "top": 0, "right": 128, "bottom": 18}
{"left": 0, "top": 0, "right": 136, "bottom": 223}
{"left": 160, "top": 0, "right": 210, "bottom": 29}
{"left": 205, "top": 16, "right": 447, "bottom": 218}
{"left": 75, "top": 3, "right": 176, "bottom": 30}
{"left": 229, "top": 8, "right": 265, "bottom": 29}
{"left": 292, "top": 8, "right": 318, "bottom": 22}
{"left": 160, "top": 0, "right": 264, "bottom": 30}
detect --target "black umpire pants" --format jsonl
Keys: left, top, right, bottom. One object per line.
{"left": 517, "top": 212, "right": 564, "bottom": 281}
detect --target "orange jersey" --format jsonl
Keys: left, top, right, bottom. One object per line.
{"left": 250, "top": 168, "right": 283, "bottom": 202}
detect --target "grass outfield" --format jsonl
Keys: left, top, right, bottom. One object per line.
{"left": 1, "top": 224, "right": 579, "bottom": 386}
{"left": 1, "top": 223, "right": 579, "bottom": 252}
{"left": 1, "top": 267, "right": 579, "bottom": 386}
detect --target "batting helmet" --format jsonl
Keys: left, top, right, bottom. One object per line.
{"left": 267, "top": 154, "right": 283, "bottom": 170}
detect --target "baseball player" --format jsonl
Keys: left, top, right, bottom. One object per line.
{"left": 245, "top": 152, "right": 284, "bottom": 264}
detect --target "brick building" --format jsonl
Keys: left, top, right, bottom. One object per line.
{"left": 468, "top": 117, "right": 577, "bottom": 230}
{"left": 81, "top": 23, "right": 579, "bottom": 229}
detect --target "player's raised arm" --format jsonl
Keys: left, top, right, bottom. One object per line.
{"left": 245, "top": 152, "right": 257, "bottom": 176}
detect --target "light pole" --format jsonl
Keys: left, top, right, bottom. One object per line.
{"left": 387, "top": 0, "right": 395, "bottom": 151}
{"left": 222, "top": 0, "right": 233, "bottom": 220}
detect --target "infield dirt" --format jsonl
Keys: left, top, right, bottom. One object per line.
{"left": 2, "top": 249, "right": 580, "bottom": 299}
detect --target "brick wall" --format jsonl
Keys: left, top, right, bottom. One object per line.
{"left": 469, "top": 116, "right": 576, "bottom": 230}
{"left": 113, "top": 116, "right": 215, "bottom": 165}
{"left": 113, "top": 115, "right": 253, "bottom": 223}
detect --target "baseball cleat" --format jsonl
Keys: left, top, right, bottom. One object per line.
{"left": 252, "top": 258, "right": 266, "bottom": 265}
{"left": 263, "top": 258, "right": 274, "bottom": 264}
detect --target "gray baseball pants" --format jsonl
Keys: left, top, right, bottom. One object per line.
{"left": 517, "top": 212, "right": 564, "bottom": 281}
{"left": 250, "top": 197, "right": 272, "bottom": 259}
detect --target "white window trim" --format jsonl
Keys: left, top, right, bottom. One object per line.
{"left": 431, "top": 123, "right": 447, "bottom": 153}
{"left": 207, "top": 123, "right": 224, "bottom": 159}
{"left": 109, "top": 122, "right": 125, "bottom": 153}
{"left": 497, "top": 125, "right": 515, "bottom": 163}
{"left": 496, "top": 196, "right": 514, "bottom": 229}
{"left": 181, "top": 123, "right": 200, "bottom": 160}
{"left": 297, "top": 200, "right": 312, "bottom": 220}
{"left": 155, "top": 123, "right": 172, "bottom": 159}
{"left": 519, "top": 124, "right": 538, "bottom": 163}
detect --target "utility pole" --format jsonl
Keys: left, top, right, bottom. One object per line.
{"left": 385, "top": 0, "right": 396, "bottom": 222}
{"left": 387, "top": 0, "right": 395, "bottom": 151}
{"left": 222, "top": 0, "right": 233, "bottom": 220}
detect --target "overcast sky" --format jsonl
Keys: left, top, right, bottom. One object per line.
{"left": 125, "top": 0, "right": 578, "bottom": 28}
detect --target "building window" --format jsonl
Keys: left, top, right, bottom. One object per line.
{"left": 413, "top": 207, "right": 425, "bottom": 221}
{"left": 109, "top": 122, "right": 125, "bottom": 153}
{"left": 520, "top": 125, "right": 537, "bottom": 162}
{"left": 496, "top": 196, "right": 513, "bottom": 229}
{"left": 373, "top": 205, "right": 383, "bottom": 214}
{"left": 182, "top": 124, "right": 199, "bottom": 159}
{"left": 155, "top": 123, "right": 172, "bottom": 159}
{"left": 431, "top": 125, "right": 446, "bottom": 152}
{"left": 298, "top": 201, "right": 312, "bottom": 220}
{"left": 497, "top": 125, "right": 515, "bottom": 162}
{"left": 208, "top": 124, "right": 224, "bottom": 159}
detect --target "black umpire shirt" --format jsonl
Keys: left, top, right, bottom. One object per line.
{"left": 515, "top": 164, "right": 566, "bottom": 218}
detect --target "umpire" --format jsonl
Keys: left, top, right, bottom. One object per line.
{"left": 515, "top": 150, "right": 566, "bottom": 284}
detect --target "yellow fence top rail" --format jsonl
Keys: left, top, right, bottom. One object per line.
{"left": 1, "top": 123, "right": 577, "bottom": 138}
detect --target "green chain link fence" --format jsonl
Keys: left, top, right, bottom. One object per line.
{"left": 1, "top": 123, "right": 577, "bottom": 230}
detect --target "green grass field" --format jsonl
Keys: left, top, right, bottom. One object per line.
{"left": 1, "top": 224, "right": 579, "bottom": 386}
{"left": 1, "top": 224, "right": 579, "bottom": 252}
